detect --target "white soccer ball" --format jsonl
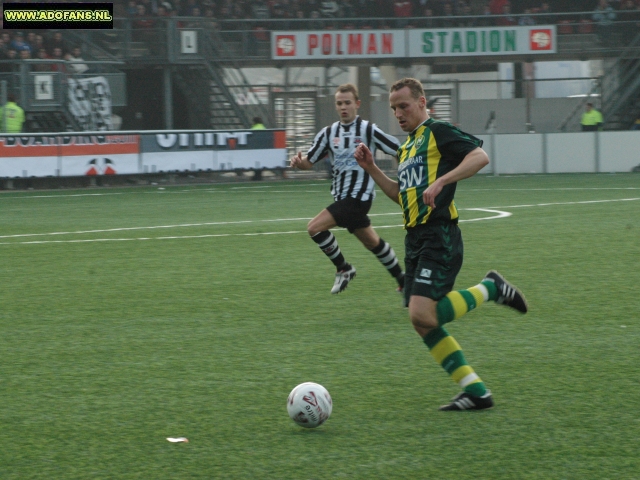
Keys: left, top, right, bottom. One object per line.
{"left": 287, "top": 382, "right": 333, "bottom": 428}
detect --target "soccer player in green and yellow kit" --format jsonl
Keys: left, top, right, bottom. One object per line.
{"left": 354, "top": 78, "right": 528, "bottom": 411}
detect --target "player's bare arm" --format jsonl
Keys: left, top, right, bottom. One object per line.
{"left": 289, "top": 151, "right": 314, "bottom": 170}
{"left": 354, "top": 143, "right": 400, "bottom": 204}
{"left": 422, "top": 147, "right": 489, "bottom": 209}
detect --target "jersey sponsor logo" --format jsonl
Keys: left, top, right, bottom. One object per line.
{"left": 530, "top": 29, "right": 552, "bottom": 50}
{"left": 420, "top": 268, "right": 432, "bottom": 278}
{"left": 398, "top": 163, "right": 424, "bottom": 190}
{"left": 415, "top": 278, "right": 433, "bottom": 284}
{"left": 275, "top": 35, "right": 296, "bottom": 56}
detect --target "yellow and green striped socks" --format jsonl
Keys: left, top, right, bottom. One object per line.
{"left": 423, "top": 326, "right": 487, "bottom": 397}
{"left": 436, "top": 280, "right": 497, "bottom": 326}
{"left": 422, "top": 281, "right": 498, "bottom": 397}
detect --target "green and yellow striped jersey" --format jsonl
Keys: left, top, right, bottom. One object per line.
{"left": 397, "top": 118, "right": 482, "bottom": 228}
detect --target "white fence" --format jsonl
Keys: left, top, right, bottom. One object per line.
{"left": 476, "top": 131, "right": 640, "bottom": 174}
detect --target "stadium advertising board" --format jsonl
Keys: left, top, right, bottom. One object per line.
{"left": 0, "top": 134, "right": 139, "bottom": 177}
{"left": 407, "top": 25, "right": 556, "bottom": 57}
{"left": 272, "top": 30, "right": 406, "bottom": 60}
{"left": 0, "top": 130, "right": 287, "bottom": 177}
{"left": 272, "top": 26, "right": 555, "bottom": 60}
{"left": 139, "top": 130, "right": 287, "bottom": 172}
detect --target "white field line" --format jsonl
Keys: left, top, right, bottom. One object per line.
{"left": 0, "top": 184, "right": 638, "bottom": 200}
{"left": 0, "top": 210, "right": 502, "bottom": 245}
{"left": 0, "top": 198, "right": 638, "bottom": 246}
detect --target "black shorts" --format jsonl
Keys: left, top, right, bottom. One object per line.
{"left": 404, "top": 221, "right": 463, "bottom": 303}
{"left": 326, "top": 197, "right": 372, "bottom": 234}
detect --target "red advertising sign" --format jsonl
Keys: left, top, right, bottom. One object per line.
{"left": 530, "top": 29, "right": 553, "bottom": 50}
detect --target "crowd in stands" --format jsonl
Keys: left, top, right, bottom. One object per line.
{"left": 0, "top": 30, "right": 88, "bottom": 73}
{"left": 115, "top": 0, "right": 640, "bottom": 28}
{"left": 1, "top": 0, "right": 639, "bottom": 69}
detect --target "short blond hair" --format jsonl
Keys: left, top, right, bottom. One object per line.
{"left": 336, "top": 83, "right": 359, "bottom": 101}
{"left": 390, "top": 78, "right": 425, "bottom": 99}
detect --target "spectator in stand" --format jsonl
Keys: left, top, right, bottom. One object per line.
{"left": 126, "top": 0, "right": 138, "bottom": 16}
{"left": 33, "top": 34, "right": 45, "bottom": 53}
{"left": 519, "top": 8, "right": 536, "bottom": 24}
{"left": 138, "top": 0, "right": 158, "bottom": 15}
{"left": 272, "top": 2, "right": 291, "bottom": 28}
{"left": 321, "top": 0, "right": 340, "bottom": 18}
{"left": 538, "top": 2, "right": 553, "bottom": 24}
{"left": 376, "top": 0, "right": 394, "bottom": 18}
{"left": 0, "top": 35, "right": 8, "bottom": 59}
{"left": 133, "top": 3, "right": 156, "bottom": 42}
{"left": 341, "top": 0, "right": 357, "bottom": 21}
{"left": 32, "top": 48, "right": 51, "bottom": 72}
{"left": 66, "top": 46, "right": 89, "bottom": 75}
{"left": 593, "top": 0, "right": 617, "bottom": 45}
{"left": 50, "top": 46, "right": 66, "bottom": 72}
{"left": 26, "top": 32, "right": 37, "bottom": 50}
{"left": 469, "top": 0, "right": 488, "bottom": 15}
{"left": 394, "top": 0, "right": 412, "bottom": 27}
{"left": 358, "top": 0, "right": 379, "bottom": 19}
{"left": 489, "top": 0, "right": 509, "bottom": 14}
{"left": 19, "top": 49, "right": 31, "bottom": 61}
{"left": 10, "top": 32, "right": 31, "bottom": 55}
{"left": 441, "top": 2, "right": 457, "bottom": 28}
{"left": 0, "top": 49, "right": 18, "bottom": 72}
{"left": 303, "top": 0, "right": 322, "bottom": 18}
{"left": 421, "top": 7, "right": 437, "bottom": 28}
{"left": 203, "top": 6, "right": 219, "bottom": 29}
{"left": 47, "top": 31, "right": 67, "bottom": 57}
{"left": 179, "top": 0, "right": 193, "bottom": 16}
{"left": 252, "top": 0, "right": 270, "bottom": 20}
{"left": 308, "top": 9, "right": 325, "bottom": 29}
{"left": 497, "top": 2, "right": 518, "bottom": 25}
{"left": 458, "top": 2, "right": 477, "bottom": 26}
{"left": 156, "top": 4, "right": 171, "bottom": 18}
{"left": 618, "top": 0, "right": 638, "bottom": 36}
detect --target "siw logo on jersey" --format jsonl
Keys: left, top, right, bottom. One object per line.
{"left": 530, "top": 29, "right": 552, "bottom": 50}
{"left": 275, "top": 35, "right": 296, "bottom": 56}
{"left": 399, "top": 164, "right": 424, "bottom": 190}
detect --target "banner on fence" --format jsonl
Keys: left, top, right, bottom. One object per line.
{"left": 0, "top": 130, "right": 287, "bottom": 177}
{"left": 68, "top": 76, "right": 113, "bottom": 131}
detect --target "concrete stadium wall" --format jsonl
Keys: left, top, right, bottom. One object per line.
{"left": 476, "top": 132, "right": 640, "bottom": 174}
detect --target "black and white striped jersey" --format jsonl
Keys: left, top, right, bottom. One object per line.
{"left": 306, "top": 116, "right": 400, "bottom": 202}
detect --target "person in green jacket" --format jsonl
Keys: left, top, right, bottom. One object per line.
{"left": 581, "top": 102, "right": 603, "bottom": 131}
{"left": 0, "top": 93, "right": 25, "bottom": 133}
{"left": 250, "top": 116, "right": 266, "bottom": 130}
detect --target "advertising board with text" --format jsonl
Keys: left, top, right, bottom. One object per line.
{"left": 272, "top": 26, "right": 555, "bottom": 60}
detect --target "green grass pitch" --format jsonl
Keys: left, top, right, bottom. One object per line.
{"left": 0, "top": 173, "right": 638, "bottom": 479}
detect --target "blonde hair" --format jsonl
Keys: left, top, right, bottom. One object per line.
{"left": 390, "top": 77, "right": 425, "bottom": 99}
{"left": 335, "top": 83, "right": 359, "bottom": 101}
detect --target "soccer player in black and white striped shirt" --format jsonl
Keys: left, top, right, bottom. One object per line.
{"left": 290, "top": 83, "right": 404, "bottom": 295}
